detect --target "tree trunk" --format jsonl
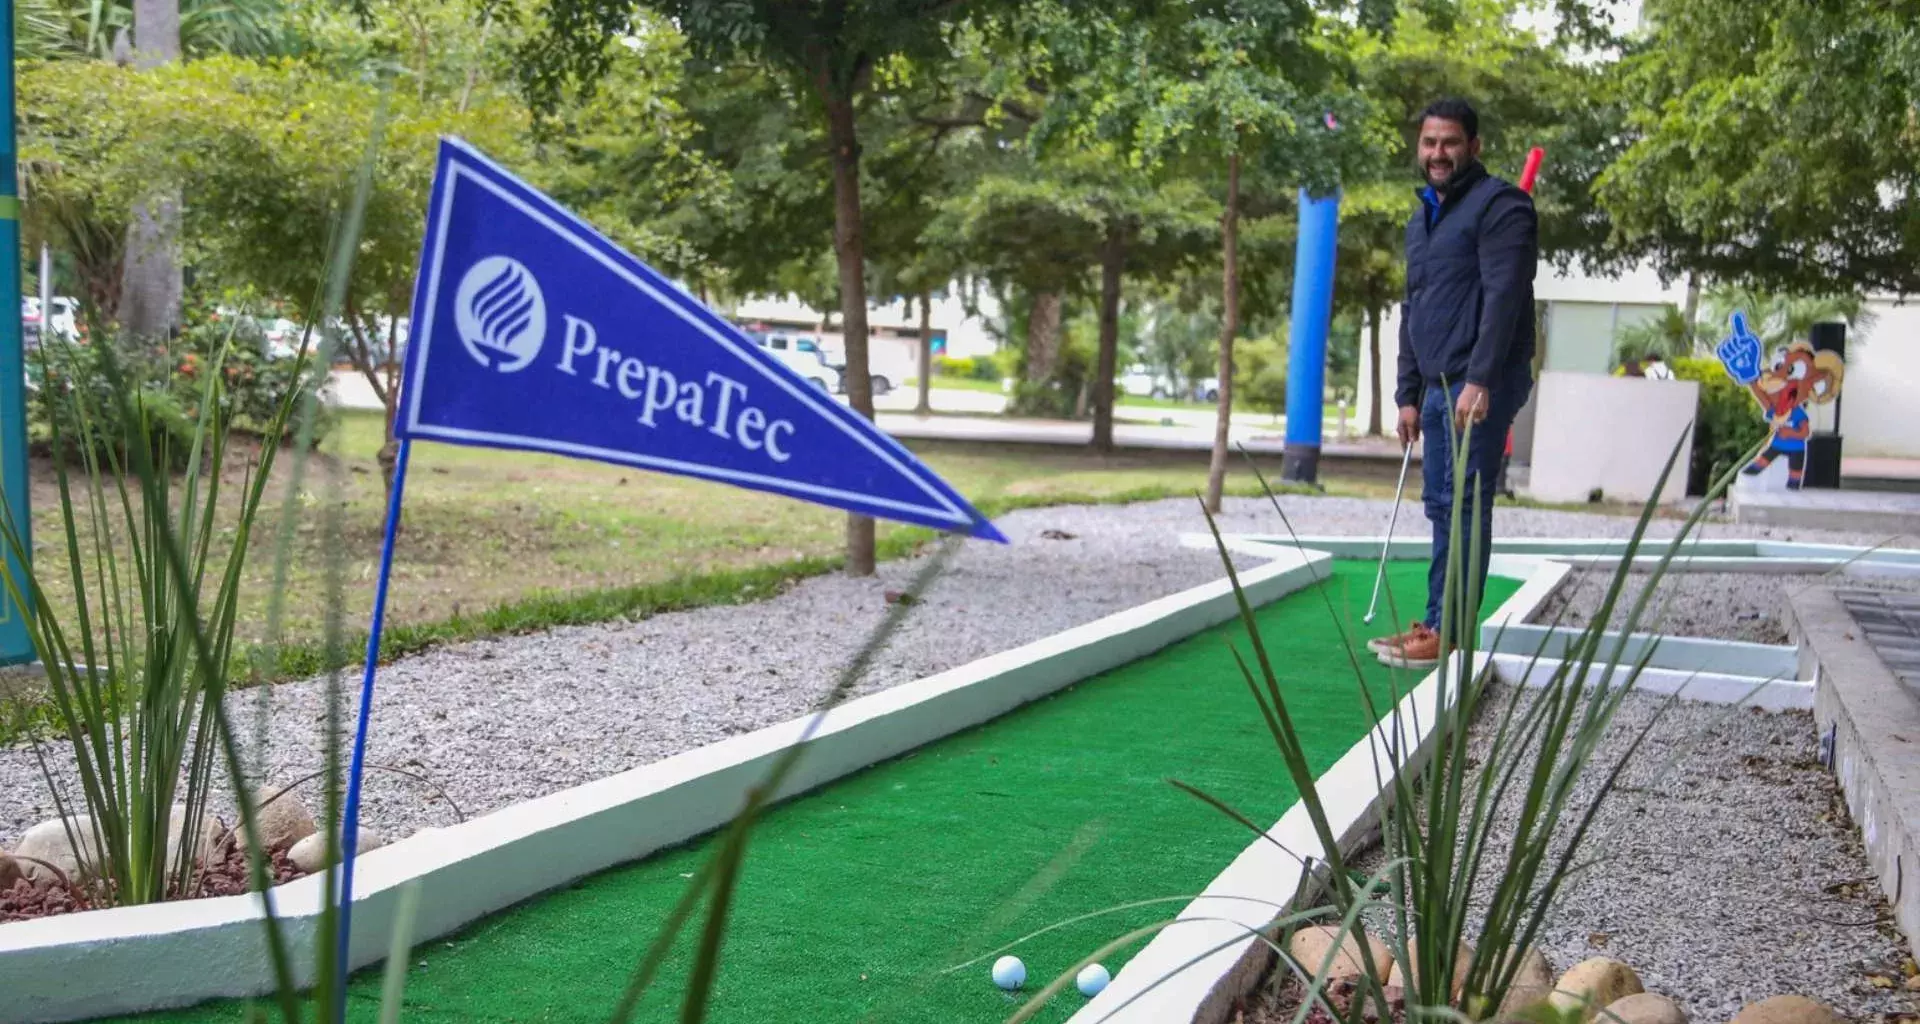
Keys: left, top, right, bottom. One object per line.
{"left": 1205, "top": 153, "right": 1242, "bottom": 513}
{"left": 1366, "top": 304, "right": 1384, "bottom": 436}
{"left": 1092, "top": 225, "right": 1124, "bottom": 454}
{"left": 915, "top": 291, "right": 933, "bottom": 415}
{"left": 118, "top": 0, "right": 182, "bottom": 342}
{"left": 1025, "top": 290, "right": 1063, "bottom": 383}
{"left": 380, "top": 315, "right": 403, "bottom": 493}
{"left": 821, "top": 81, "right": 876, "bottom": 575}
{"left": 1682, "top": 270, "right": 1701, "bottom": 347}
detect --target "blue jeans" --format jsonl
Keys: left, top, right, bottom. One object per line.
{"left": 1420, "top": 366, "right": 1533, "bottom": 632}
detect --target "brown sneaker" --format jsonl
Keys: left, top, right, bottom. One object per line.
{"left": 1366, "top": 622, "right": 1424, "bottom": 656}
{"left": 1378, "top": 623, "right": 1441, "bottom": 669}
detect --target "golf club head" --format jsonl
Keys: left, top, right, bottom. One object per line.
{"left": 1362, "top": 612, "right": 1376, "bottom": 625}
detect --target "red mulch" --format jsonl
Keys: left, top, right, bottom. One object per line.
{"left": 1235, "top": 975, "right": 1410, "bottom": 1024}
{"left": 1, "top": 831, "right": 308, "bottom": 923}
{"left": 0, "top": 873, "right": 95, "bottom": 922}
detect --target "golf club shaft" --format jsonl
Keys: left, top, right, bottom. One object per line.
{"left": 1365, "top": 445, "right": 1414, "bottom": 623}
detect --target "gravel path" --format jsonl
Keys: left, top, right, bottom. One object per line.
{"left": 1326, "top": 687, "right": 1919, "bottom": 1023}
{"left": 0, "top": 496, "right": 1904, "bottom": 847}
{"left": 1536, "top": 568, "right": 1920, "bottom": 645}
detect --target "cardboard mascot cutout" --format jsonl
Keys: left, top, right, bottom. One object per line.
{"left": 1715, "top": 311, "right": 1844, "bottom": 490}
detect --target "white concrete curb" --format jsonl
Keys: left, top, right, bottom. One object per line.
{"left": 1485, "top": 624, "right": 1799, "bottom": 680}
{"left": 0, "top": 549, "right": 1332, "bottom": 1024}
{"left": 1490, "top": 654, "right": 1814, "bottom": 711}
{"left": 1185, "top": 534, "right": 1920, "bottom": 578}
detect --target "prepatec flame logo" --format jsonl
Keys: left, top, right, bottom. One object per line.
{"left": 455, "top": 256, "right": 547, "bottom": 372}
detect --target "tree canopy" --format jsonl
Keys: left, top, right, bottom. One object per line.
{"left": 20, "top": 0, "right": 1908, "bottom": 530}
{"left": 1599, "top": 0, "right": 1920, "bottom": 295}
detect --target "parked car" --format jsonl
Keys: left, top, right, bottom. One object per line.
{"left": 808, "top": 337, "right": 899, "bottom": 396}
{"left": 1119, "top": 364, "right": 1178, "bottom": 399}
{"left": 745, "top": 330, "right": 843, "bottom": 393}
{"left": 21, "top": 296, "right": 80, "bottom": 346}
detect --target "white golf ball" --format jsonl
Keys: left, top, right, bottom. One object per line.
{"left": 992, "top": 955, "right": 1026, "bottom": 991}
{"left": 1077, "top": 963, "right": 1111, "bottom": 997}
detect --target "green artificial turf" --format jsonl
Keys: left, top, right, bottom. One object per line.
{"left": 134, "top": 560, "right": 1519, "bottom": 1024}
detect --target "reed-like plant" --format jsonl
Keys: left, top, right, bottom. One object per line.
{"left": 0, "top": 328, "right": 309, "bottom": 907}
{"left": 1173, "top": 417, "right": 1765, "bottom": 1024}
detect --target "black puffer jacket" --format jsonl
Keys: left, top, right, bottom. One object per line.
{"left": 1394, "top": 162, "right": 1538, "bottom": 409}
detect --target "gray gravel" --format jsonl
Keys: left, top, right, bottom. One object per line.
{"left": 0, "top": 495, "right": 1903, "bottom": 847}
{"left": 1340, "top": 686, "right": 1919, "bottom": 1023}
{"left": 1536, "top": 568, "right": 1920, "bottom": 645}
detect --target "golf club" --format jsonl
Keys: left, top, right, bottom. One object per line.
{"left": 1363, "top": 444, "right": 1415, "bottom": 625}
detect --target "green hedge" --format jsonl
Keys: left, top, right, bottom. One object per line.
{"left": 28, "top": 321, "right": 332, "bottom": 469}
{"left": 932, "top": 354, "right": 1004, "bottom": 381}
{"left": 1671, "top": 356, "right": 1768, "bottom": 494}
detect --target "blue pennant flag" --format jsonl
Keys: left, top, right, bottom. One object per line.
{"left": 397, "top": 137, "right": 1006, "bottom": 542}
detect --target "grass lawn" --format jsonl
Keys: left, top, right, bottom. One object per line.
{"left": 913, "top": 378, "right": 1339, "bottom": 429}
{"left": 912, "top": 375, "right": 1007, "bottom": 395}
{"left": 9, "top": 410, "right": 1395, "bottom": 691}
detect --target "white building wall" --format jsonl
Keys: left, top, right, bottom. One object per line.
{"left": 1845, "top": 298, "right": 1920, "bottom": 458}
{"left": 725, "top": 286, "right": 1005, "bottom": 364}
{"left": 1527, "top": 371, "right": 1699, "bottom": 504}
{"left": 1355, "top": 266, "right": 1920, "bottom": 461}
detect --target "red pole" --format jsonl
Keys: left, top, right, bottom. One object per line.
{"left": 1518, "top": 146, "right": 1545, "bottom": 193}
{"left": 1501, "top": 145, "right": 1544, "bottom": 499}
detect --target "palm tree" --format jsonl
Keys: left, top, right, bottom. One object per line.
{"left": 1613, "top": 285, "right": 1877, "bottom": 366}
{"left": 16, "top": 0, "right": 293, "bottom": 62}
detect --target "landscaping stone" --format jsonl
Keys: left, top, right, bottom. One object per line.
{"left": 288, "top": 829, "right": 385, "bottom": 874}
{"left": 1603, "top": 992, "right": 1688, "bottom": 1024}
{"left": 250, "top": 784, "right": 317, "bottom": 849}
{"left": 1285, "top": 924, "right": 1392, "bottom": 982}
{"left": 0, "top": 850, "right": 22, "bottom": 889}
{"left": 1547, "top": 957, "right": 1643, "bottom": 1020}
{"left": 1497, "top": 946, "right": 1555, "bottom": 1017}
{"left": 168, "top": 806, "right": 221, "bottom": 869}
{"left": 1726, "top": 995, "right": 1845, "bottom": 1024}
{"left": 1383, "top": 938, "right": 1473, "bottom": 1003}
{"left": 13, "top": 807, "right": 216, "bottom": 883}
{"left": 14, "top": 816, "right": 94, "bottom": 881}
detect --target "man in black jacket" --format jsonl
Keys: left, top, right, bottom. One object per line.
{"left": 1373, "top": 98, "right": 1537, "bottom": 669}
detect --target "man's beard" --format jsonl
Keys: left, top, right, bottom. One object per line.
{"left": 1423, "top": 158, "right": 1470, "bottom": 191}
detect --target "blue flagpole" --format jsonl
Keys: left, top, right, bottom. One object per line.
{"left": 335, "top": 435, "right": 413, "bottom": 1009}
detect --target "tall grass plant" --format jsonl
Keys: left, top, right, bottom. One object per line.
{"left": 0, "top": 327, "right": 307, "bottom": 906}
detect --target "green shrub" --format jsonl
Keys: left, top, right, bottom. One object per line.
{"left": 932, "top": 354, "right": 1004, "bottom": 381}
{"left": 175, "top": 319, "right": 335, "bottom": 445}
{"left": 1007, "top": 378, "right": 1078, "bottom": 418}
{"left": 932, "top": 355, "right": 975, "bottom": 379}
{"left": 29, "top": 338, "right": 200, "bottom": 469}
{"left": 1671, "top": 356, "right": 1768, "bottom": 494}
{"left": 1233, "top": 334, "right": 1289, "bottom": 416}
{"left": 28, "top": 320, "right": 332, "bottom": 468}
